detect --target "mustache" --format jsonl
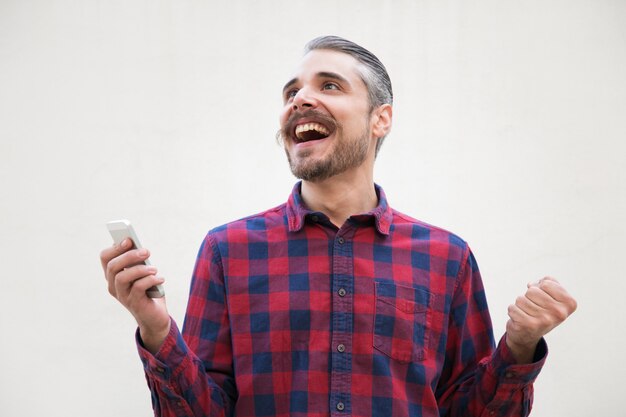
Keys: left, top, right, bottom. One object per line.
{"left": 277, "top": 109, "right": 339, "bottom": 143}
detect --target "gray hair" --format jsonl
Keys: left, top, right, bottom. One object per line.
{"left": 304, "top": 36, "right": 393, "bottom": 155}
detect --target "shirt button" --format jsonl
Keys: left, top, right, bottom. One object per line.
{"left": 337, "top": 344, "right": 346, "bottom": 353}
{"left": 338, "top": 237, "right": 345, "bottom": 244}
{"left": 338, "top": 288, "right": 346, "bottom": 297}
{"left": 505, "top": 371, "right": 515, "bottom": 378}
{"left": 311, "top": 215, "right": 319, "bottom": 222}
{"left": 336, "top": 402, "right": 345, "bottom": 411}
{"left": 156, "top": 367, "right": 165, "bottom": 373}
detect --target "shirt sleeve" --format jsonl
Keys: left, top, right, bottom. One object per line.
{"left": 435, "top": 248, "right": 547, "bottom": 417}
{"left": 136, "top": 232, "right": 236, "bottom": 417}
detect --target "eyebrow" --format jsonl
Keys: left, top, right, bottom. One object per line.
{"left": 282, "top": 78, "right": 298, "bottom": 95}
{"left": 282, "top": 71, "right": 351, "bottom": 95}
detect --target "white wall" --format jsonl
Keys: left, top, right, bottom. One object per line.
{"left": 1, "top": 1, "right": 624, "bottom": 415}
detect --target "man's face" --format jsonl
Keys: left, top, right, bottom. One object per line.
{"left": 279, "top": 49, "right": 375, "bottom": 182}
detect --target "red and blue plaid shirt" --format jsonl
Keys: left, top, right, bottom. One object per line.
{"left": 138, "top": 183, "right": 546, "bottom": 417}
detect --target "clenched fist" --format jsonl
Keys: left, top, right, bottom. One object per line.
{"left": 506, "top": 276, "right": 577, "bottom": 363}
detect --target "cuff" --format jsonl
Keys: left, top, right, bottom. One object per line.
{"left": 136, "top": 318, "right": 192, "bottom": 382}
{"left": 486, "top": 335, "right": 548, "bottom": 386}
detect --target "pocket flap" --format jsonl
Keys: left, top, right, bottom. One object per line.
{"left": 375, "top": 281, "right": 430, "bottom": 314}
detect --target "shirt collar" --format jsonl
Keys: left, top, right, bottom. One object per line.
{"left": 286, "top": 181, "right": 392, "bottom": 236}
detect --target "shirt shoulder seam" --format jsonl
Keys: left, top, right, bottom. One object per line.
{"left": 214, "top": 202, "right": 288, "bottom": 228}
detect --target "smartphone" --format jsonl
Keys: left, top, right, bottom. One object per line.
{"left": 106, "top": 219, "right": 165, "bottom": 298}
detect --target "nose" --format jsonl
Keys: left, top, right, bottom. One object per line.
{"left": 291, "top": 86, "right": 317, "bottom": 111}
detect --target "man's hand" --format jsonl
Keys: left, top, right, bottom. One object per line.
{"left": 100, "top": 238, "right": 171, "bottom": 354}
{"left": 506, "top": 276, "right": 577, "bottom": 364}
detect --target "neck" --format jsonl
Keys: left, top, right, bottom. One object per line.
{"left": 300, "top": 169, "right": 377, "bottom": 228}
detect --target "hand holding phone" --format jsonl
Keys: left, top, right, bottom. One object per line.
{"left": 106, "top": 219, "right": 165, "bottom": 298}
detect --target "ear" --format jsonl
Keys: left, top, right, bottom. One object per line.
{"left": 371, "top": 104, "right": 393, "bottom": 139}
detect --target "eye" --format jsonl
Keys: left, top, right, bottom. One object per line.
{"left": 322, "top": 82, "right": 340, "bottom": 91}
{"left": 284, "top": 88, "right": 299, "bottom": 101}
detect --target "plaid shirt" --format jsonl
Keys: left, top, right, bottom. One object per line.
{"left": 138, "top": 183, "right": 546, "bottom": 417}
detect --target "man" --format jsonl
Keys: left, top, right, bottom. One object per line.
{"left": 101, "top": 36, "right": 577, "bottom": 417}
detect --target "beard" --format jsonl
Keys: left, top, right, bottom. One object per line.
{"left": 279, "top": 109, "right": 371, "bottom": 182}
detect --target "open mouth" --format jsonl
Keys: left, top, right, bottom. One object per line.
{"left": 293, "top": 122, "right": 331, "bottom": 143}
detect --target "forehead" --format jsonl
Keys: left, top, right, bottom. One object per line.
{"left": 288, "top": 49, "right": 367, "bottom": 87}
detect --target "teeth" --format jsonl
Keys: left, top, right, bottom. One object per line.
{"left": 295, "top": 123, "right": 329, "bottom": 140}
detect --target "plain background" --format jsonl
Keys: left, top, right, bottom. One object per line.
{"left": 1, "top": 1, "right": 624, "bottom": 416}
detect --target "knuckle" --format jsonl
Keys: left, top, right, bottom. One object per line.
{"left": 536, "top": 316, "right": 550, "bottom": 328}
{"left": 107, "top": 279, "right": 118, "bottom": 297}
{"left": 507, "top": 304, "right": 515, "bottom": 314}
{"left": 105, "top": 261, "right": 117, "bottom": 279}
{"left": 564, "top": 296, "right": 577, "bottom": 311}
{"left": 100, "top": 251, "right": 112, "bottom": 270}
{"left": 527, "top": 286, "right": 541, "bottom": 296}
{"left": 524, "top": 315, "right": 537, "bottom": 327}
{"left": 100, "top": 245, "right": 124, "bottom": 263}
{"left": 555, "top": 307, "right": 569, "bottom": 321}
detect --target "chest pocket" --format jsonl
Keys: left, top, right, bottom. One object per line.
{"left": 373, "top": 281, "right": 432, "bottom": 363}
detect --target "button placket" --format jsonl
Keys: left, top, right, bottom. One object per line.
{"left": 330, "top": 228, "right": 353, "bottom": 416}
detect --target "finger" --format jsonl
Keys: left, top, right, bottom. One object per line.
{"left": 523, "top": 286, "right": 557, "bottom": 310}
{"left": 105, "top": 248, "right": 151, "bottom": 298}
{"left": 540, "top": 284, "right": 577, "bottom": 319}
{"left": 514, "top": 293, "right": 548, "bottom": 317}
{"left": 527, "top": 276, "right": 560, "bottom": 288}
{"left": 106, "top": 247, "right": 151, "bottom": 282}
{"left": 100, "top": 238, "right": 132, "bottom": 270}
{"left": 540, "top": 276, "right": 560, "bottom": 284}
{"left": 525, "top": 284, "right": 576, "bottom": 321}
{"left": 526, "top": 277, "right": 574, "bottom": 306}
{"left": 112, "top": 264, "right": 158, "bottom": 299}
{"left": 537, "top": 279, "right": 576, "bottom": 307}
{"left": 507, "top": 303, "right": 532, "bottom": 324}
{"left": 525, "top": 290, "right": 575, "bottom": 328}
{"left": 126, "top": 274, "right": 166, "bottom": 306}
